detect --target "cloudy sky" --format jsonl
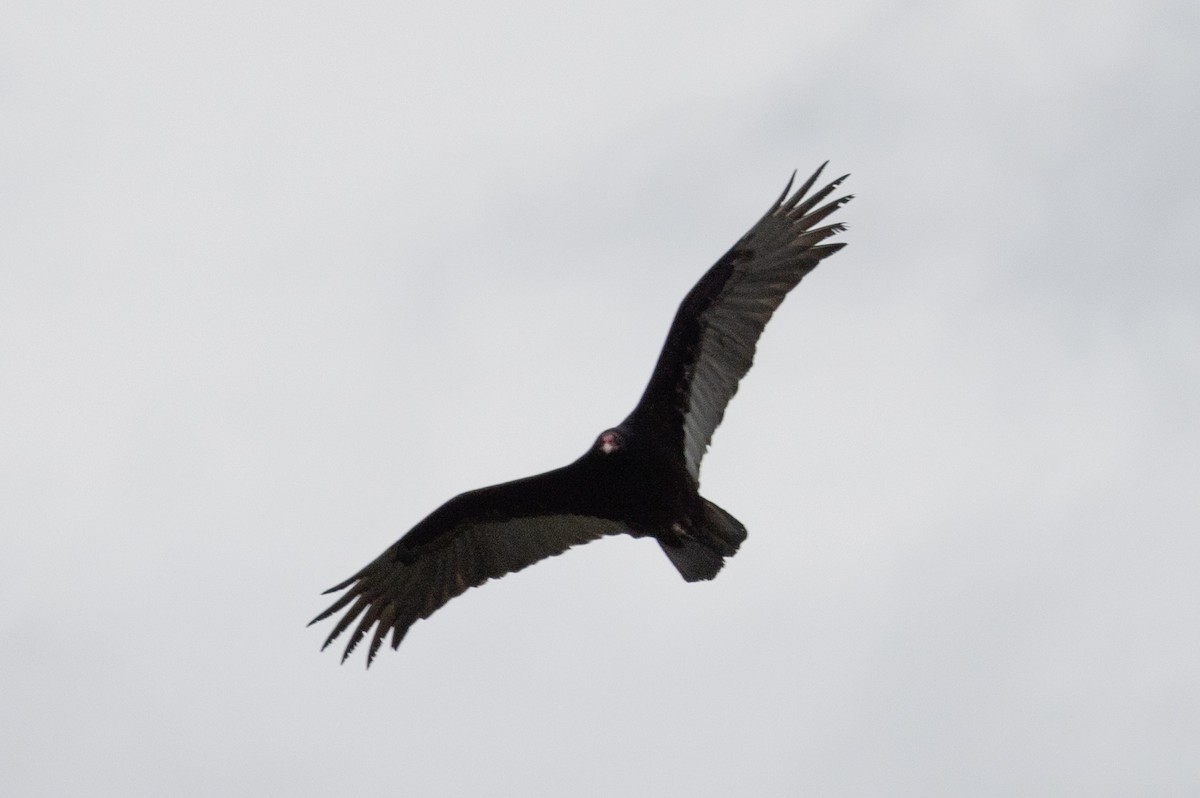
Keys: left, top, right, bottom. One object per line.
{"left": 3, "top": 1, "right": 1198, "bottom": 795}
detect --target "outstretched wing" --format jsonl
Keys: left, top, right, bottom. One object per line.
{"left": 627, "top": 163, "right": 852, "bottom": 480}
{"left": 309, "top": 469, "right": 624, "bottom": 667}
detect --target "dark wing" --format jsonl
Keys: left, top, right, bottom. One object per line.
{"left": 309, "top": 469, "right": 624, "bottom": 667}
{"left": 627, "top": 163, "right": 852, "bottom": 479}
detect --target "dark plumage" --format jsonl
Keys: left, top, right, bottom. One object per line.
{"left": 310, "top": 163, "right": 852, "bottom": 665}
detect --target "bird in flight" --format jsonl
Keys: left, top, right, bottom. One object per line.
{"left": 310, "top": 163, "right": 852, "bottom": 666}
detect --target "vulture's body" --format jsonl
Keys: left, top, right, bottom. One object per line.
{"left": 311, "top": 164, "right": 852, "bottom": 665}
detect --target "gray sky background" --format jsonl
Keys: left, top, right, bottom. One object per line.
{"left": 3, "top": 1, "right": 1198, "bottom": 795}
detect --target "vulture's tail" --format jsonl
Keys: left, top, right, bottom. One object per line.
{"left": 658, "top": 498, "right": 748, "bottom": 582}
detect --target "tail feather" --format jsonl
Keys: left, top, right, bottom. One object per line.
{"left": 658, "top": 498, "right": 748, "bottom": 582}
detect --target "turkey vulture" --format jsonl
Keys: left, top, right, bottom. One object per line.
{"left": 310, "top": 163, "right": 852, "bottom": 665}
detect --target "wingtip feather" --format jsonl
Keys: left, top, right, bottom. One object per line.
{"left": 772, "top": 170, "right": 798, "bottom": 209}
{"left": 777, "top": 162, "right": 831, "bottom": 214}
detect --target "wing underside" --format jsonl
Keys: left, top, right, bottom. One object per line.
{"left": 630, "top": 164, "right": 852, "bottom": 479}
{"left": 310, "top": 509, "right": 624, "bottom": 666}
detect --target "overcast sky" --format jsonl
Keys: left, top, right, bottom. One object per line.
{"left": 3, "top": 1, "right": 1198, "bottom": 795}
